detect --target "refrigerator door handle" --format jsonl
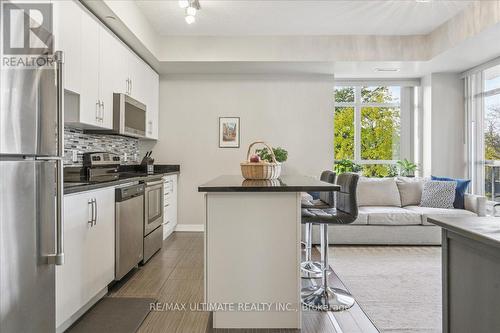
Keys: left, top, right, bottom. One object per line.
{"left": 46, "top": 50, "right": 65, "bottom": 266}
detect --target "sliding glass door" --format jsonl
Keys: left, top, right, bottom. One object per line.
{"left": 466, "top": 64, "right": 500, "bottom": 202}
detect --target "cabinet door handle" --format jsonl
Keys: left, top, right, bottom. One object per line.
{"left": 93, "top": 198, "right": 98, "bottom": 226}
{"left": 100, "top": 101, "right": 104, "bottom": 122}
{"left": 88, "top": 198, "right": 94, "bottom": 226}
{"left": 96, "top": 101, "right": 100, "bottom": 121}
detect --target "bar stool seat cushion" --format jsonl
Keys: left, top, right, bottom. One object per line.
{"left": 301, "top": 198, "right": 331, "bottom": 209}
{"left": 301, "top": 208, "right": 358, "bottom": 225}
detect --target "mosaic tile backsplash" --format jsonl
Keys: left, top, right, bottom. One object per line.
{"left": 64, "top": 127, "right": 140, "bottom": 166}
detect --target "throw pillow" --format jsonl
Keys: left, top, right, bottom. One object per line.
{"left": 431, "top": 176, "right": 471, "bottom": 209}
{"left": 420, "top": 181, "right": 457, "bottom": 209}
{"left": 356, "top": 177, "right": 402, "bottom": 207}
{"left": 396, "top": 177, "right": 425, "bottom": 207}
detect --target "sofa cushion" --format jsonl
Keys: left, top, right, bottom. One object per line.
{"left": 420, "top": 180, "right": 456, "bottom": 209}
{"left": 396, "top": 177, "right": 425, "bottom": 207}
{"left": 404, "top": 206, "right": 477, "bottom": 225}
{"left": 352, "top": 209, "right": 368, "bottom": 225}
{"left": 357, "top": 178, "right": 402, "bottom": 207}
{"left": 361, "top": 206, "right": 421, "bottom": 225}
{"left": 431, "top": 176, "right": 471, "bottom": 209}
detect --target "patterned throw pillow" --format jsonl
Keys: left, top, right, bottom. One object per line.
{"left": 420, "top": 181, "right": 457, "bottom": 209}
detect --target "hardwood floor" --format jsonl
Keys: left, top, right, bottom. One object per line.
{"left": 108, "top": 232, "right": 378, "bottom": 333}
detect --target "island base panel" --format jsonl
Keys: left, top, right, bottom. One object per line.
{"left": 205, "top": 192, "right": 301, "bottom": 329}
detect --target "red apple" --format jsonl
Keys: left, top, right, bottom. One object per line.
{"left": 249, "top": 154, "right": 261, "bottom": 163}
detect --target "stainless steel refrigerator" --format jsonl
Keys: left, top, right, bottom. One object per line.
{"left": 0, "top": 51, "right": 64, "bottom": 332}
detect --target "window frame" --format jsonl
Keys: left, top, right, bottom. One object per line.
{"left": 334, "top": 84, "right": 414, "bottom": 167}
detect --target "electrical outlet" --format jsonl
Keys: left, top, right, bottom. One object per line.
{"left": 72, "top": 150, "right": 78, "bottom": 163}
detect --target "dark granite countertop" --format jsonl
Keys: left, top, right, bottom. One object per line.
{"left": 64, "top": 164, "right": 179, "bottom": 195}
{"left": 428, "top": 216, "right": 500, "bottom": 249}
{"left": 198, "top": 175, "right": 340, "bottom": 192}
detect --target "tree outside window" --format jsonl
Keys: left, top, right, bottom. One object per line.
{"left": 334, "top": 85, "right": 403, "bottom": 177}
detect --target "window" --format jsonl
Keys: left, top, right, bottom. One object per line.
{"left": 334, "top": 85, "right": 411, "bottom": 177}
{"left": 483, "top": 66, "right": 500, "bottom": 201}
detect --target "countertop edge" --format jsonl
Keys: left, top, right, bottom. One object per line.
{"left": 64, "top": 171, "right": 179, "bottom": 195}
{"left": 198, "top": 185, "right": 341, "bottom": 193}
{"left": 429, "top": 217, "right": 500, "bottom": 249}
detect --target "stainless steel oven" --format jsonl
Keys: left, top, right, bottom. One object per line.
{"left": 143, "top": 179, "right": 164, "bottom": 262}
{"left": 144, "top": 179, "right": 163, "bottom": 235}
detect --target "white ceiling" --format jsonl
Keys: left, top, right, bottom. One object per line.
{"left": 135, "top": 0, "right": 472, "bottom": 36}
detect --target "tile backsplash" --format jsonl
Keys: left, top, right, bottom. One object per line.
{"left": 64, "top": 127, "right": 140, "bottom": 166}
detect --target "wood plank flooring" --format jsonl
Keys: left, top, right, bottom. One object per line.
{"left": 107, "top": 232, "right": 378, "bottom": 333}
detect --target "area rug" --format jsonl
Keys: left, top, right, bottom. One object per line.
{"left": 329, "top": 246, "right": 442, "bottom": 333}
{"left": 67, "top": 297, "right": 155, "bottom": 333}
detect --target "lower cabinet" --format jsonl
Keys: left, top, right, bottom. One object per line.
{"left": 56, "top": 187, "right": 115, "bottom": 330}
{"left": 163, "top": 174, "right": 178, "bottom": 239}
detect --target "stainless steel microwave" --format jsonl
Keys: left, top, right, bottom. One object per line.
{"left": 113, "top": 93, "right": 146, "bottom": 138}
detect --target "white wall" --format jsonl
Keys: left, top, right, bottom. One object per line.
{"left": 153, "top": 74, "right": 335, "bottom": 226}
{"left": 421, "top": 73, "right": 466, "bottom": 178}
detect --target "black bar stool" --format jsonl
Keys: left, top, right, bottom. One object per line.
{"left": 301, "top": 171, "right": 336, "bottom": 278}
{"left": 301, "top": 172, "right": 359, "bottom": 311}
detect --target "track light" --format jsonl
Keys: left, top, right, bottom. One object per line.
{"left": 186, "top": 6, "right": 197, "bottom": 17}
{"left": 182, "top": 0, "right": 200, "bottom": 24}
{"left": 185, "top": 15, "right": 195, "bottom": 24}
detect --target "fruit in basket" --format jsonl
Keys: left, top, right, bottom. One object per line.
{"left": 249, "top": 154, "right": 261, "bottom": 163}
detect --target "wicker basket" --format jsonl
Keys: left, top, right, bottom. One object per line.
{"left": 240, "top": 141, "right": 281, "bottom": 180}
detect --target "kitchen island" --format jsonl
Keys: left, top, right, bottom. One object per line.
{"left": 198, "top": 175, "right": 340, "bottom": 329}
{"left": 429, "top": 216, "right": 500, "bottom": 333}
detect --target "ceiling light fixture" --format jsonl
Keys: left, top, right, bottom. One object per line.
{"left": 415, "top": 0, "right": 432, "bottom": 3}
{"left": 185, "top": 15, "right": 195, "bottom": 24}
{"left": 186, "top": 6, "right": 197, "bottom": 17}
{"left": 182, "top": 0, "right": 200, "bottom": 24}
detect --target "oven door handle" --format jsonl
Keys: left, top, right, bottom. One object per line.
{"left": 146, "top": 180, "right": 164, "bottom": 187}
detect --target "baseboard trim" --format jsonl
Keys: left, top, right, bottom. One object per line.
{"left": 175, "top": 224, "right": 204, "bottom": 232}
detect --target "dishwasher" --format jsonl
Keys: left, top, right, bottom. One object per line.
{"left": 115, "top": 183, "right": 145, "bottom": 280}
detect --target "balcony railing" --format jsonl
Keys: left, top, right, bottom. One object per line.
{"left": 485, "top": 160, "right": 500, "bottom": 202}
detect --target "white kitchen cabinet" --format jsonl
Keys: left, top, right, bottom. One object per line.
{"left": 98, "top": 27, "right": 123, "bottom": 129}
{"left": 54, "top": 0, "right": 159, "bottom": 136}
{"left": 53, "top": 0, "right": 82, "bottom": 94}
{"left": 79, "top": 10, "right": 101, "bottom": 128}
{"left": 145, "top": 66, "right": 160, "bottom": 139}
{"left": 163, "top": 174, "right": 178, "bottom": 239}
{"left": 56, "top": 188, "right": 115, "bottom": 330}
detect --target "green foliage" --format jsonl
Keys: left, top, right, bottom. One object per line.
{"left": 256, "top": 147, "right": 288, "bottom": 163}
{"left": 396, "top": 159, "right": 418, "bottom": 176}
{"left": 485, "top": 105, "right": 500, "bottom": 160}
{"left": 334, "top": 86, "right": 401, "bottom": 178}
{"left": 334, "top": 106, "right": 355, "bottom": 160}
{"left": 334, "top": 159, "right": 362, "bottom": 174}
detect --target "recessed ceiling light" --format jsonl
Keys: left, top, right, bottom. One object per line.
{"left": 375, "top": 68, "right": 400, "bottom": 72}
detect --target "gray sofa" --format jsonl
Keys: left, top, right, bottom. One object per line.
{"left": 304, "top": 176, "right": 487, "bottom": 245}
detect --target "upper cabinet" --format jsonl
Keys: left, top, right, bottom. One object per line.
{"left": 53, "top": 0, "right": 81, "bottom": 94}
{"left": 53, "top": 0, "right": 159, "bottom": 139}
